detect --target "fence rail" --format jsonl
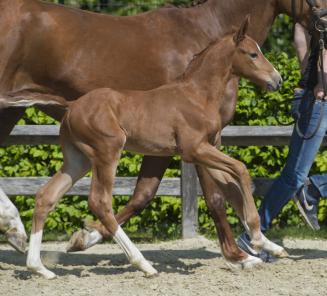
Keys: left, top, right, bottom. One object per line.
{"left": 4, "top": 124, "right": 311, "bottom": 146}
{"left": 2, "top": 125, "right": 307, "bottom": 238}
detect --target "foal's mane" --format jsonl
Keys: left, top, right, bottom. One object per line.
{"left": 178, "top": 32, "right": 235, "bottom": 80}
{"left": 183, "top": 0, "right": 209, "bottom": 7}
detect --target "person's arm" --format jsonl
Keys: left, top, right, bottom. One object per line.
{"left": 314, "top": 49, "right": 327, "bottom": 99}
{"left": 294, "top": 23, "right": 311, "bottom": 75}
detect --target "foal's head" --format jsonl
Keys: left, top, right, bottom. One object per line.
{"left": 231, "top": 16, "right": 282, "bottom": 91}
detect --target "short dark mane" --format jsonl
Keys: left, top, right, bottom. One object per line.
{"left": 177, "top": 40, "right": 218, "bottom": 80}
{"left": 189, "top": 0, "right": 209, "bottom": 7}
{"left": 177, "top": 31, "right": 237, "bottom": 80}
{"left": 167, "top": 0, "right": 209, "bottom": 9}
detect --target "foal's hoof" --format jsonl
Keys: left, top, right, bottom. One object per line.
{"left": 6, "top": 229, "right": 27, "bottom": 254}
{"left": 27, "top": 265, "right": 57, "bottom": 280}
{"left": 225, "top": 254, "right": 263, "bottom": 270}
{"left": 132, "top": 259, "right": 159, "bottom": 278}
{"left": 66, "top": 229, "right": 89, "bottom": 252}
{"left": 261, "top": 235, "right": 289, "bottom": 258}
{"left": 272, "top": 248, "right": 289, "bottom": 258}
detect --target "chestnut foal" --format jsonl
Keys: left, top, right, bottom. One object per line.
{"left": 5, "top": 19, "right": 284, "bottom": 279}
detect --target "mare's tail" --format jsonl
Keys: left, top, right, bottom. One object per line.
{"left": 0, "top": 90, "right": 70, "bottom": 109}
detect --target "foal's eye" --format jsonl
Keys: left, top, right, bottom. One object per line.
{"left": 249, "top": 53, "right": 258, "bottom": 59}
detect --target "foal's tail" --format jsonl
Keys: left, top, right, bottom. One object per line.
{"left": 0, "top": 90, "right": 70, "bottom": 109}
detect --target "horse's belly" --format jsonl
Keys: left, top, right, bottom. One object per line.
{"left": 124, "top": 138, "right": 177, "bottom": 156}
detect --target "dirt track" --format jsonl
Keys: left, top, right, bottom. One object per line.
{"left": 0, "top": 237, "right": 327, "bottom": 296}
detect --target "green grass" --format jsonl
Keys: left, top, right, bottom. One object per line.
{"left": 266, "top": 225, "right": 327, "bottom": 240}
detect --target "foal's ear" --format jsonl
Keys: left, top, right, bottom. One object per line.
{"left": 233, "top": 15, "right": 250, "bottom": 46}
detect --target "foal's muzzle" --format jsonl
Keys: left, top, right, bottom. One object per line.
{"left": 266, "top": 70, "right": 282, "bottom": 92}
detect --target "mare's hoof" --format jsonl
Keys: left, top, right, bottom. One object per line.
{"left": 225, "top": 254, "right": 263, "bottom": 270}
{"left": 66, "top": 229, "right": 89, "bottom": 252}
{"left": 6, "top": 229, "right": 27, "bottom": 254}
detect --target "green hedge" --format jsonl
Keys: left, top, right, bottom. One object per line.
{"left": 1, "top": 2, "right": 326, "bottom": 238}
{"left": 3, "top": 49, "right": 327, "bottom": 239}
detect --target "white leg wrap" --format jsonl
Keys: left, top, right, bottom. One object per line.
{"left": 113, "top": 226, "right": 158, "bottom": 277}
{"left": 27, "top": 230, "right": 56, "bottom": 279}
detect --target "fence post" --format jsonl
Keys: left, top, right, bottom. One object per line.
{"left": 181, "top": 161, "right": 198, "bottom": 238}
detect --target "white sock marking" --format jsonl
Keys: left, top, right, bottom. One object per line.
{"left": 113, "top": 226, "right": 157, "bottom": 276}
{"left": 85, "top": 230, "right": 103, "bottom": 249}
{"left": 27, "top": 230, "right": 56, "bottom": 279}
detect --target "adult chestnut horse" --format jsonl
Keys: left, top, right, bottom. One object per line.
{"left": 0, "top": 0, "right": 321, "bottom": 264}
{"left": 6, "top": 18, "right": 283, "bottom": 279}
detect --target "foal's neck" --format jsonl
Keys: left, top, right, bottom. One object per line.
{"left": 182, "top": 38, "right": 235, "bottom": 100}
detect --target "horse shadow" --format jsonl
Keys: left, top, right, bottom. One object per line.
{"left": 0, "top": 245, "right": 221, "bottom": 279}
{"left": 283, "top": 246, "right": 327, "bottom": 261}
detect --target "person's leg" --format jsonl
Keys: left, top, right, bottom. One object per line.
{"left": 259, "top": 93, "right": 327, "bottom": 232}
{"left": 309, "top": 173, "right": 327, "bottom": 197}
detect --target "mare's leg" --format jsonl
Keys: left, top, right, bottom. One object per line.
{"left": 67, "top": 155, "right": 172, "bottom": 252}
{"left": 190, "top": 143, "right": 286, "bottom": 256}
{"left": 0, "top": 187, "right": 27, "bottom": 253}
{"left": 80, "top": 134, "right": 157, "bottom": 277}
{"left": 27, "top": 139, "right": 90, "bottom": 279}
{"left": 0, "top": 107, "right": 27, "bottom": 252}
{"left": 0, "top": 107, "right": 25, "bottom": 142}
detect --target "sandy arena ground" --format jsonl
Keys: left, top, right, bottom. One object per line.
{"left": 0, "top": 237, "right": 327, "bottom": 296}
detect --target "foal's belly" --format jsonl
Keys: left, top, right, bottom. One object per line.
{"left": 124, "top": 137, "right": 178, "bottom": 156}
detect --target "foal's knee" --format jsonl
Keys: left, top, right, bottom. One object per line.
{"left": 88, "top": 196, "right": 100, "bottom": 217}
{"left": 88, "top": 195, "right": 113, "bottom": 220}
{"left": 34, "top": 188, "right": 57, "bottom": 218}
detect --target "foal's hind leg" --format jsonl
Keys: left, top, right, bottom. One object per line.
{"left": 196, "top": 165, "right": 264, "bottom": 269}
{"left": 190, "top": 143, "right": 286, "bottom": 257}
{"left": 81, "top": 137, "right": 158, "bottom": 277}
{"left": 196, "top": 167, "right": 249, "bottom": 261}
{"left": 209, "top": 169, "right": 288, "bottom": 258}
{"left": 26, "top": 140, "right": 90, "bottom": 279}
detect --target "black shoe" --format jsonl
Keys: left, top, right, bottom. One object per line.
{"left": 237, "top": 232, "right": 277, "bottom": 263}
{"left": 294, "top": 180, "right": 320, "bottom": 230}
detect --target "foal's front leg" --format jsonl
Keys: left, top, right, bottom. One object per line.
{"left": 85, "top": 144, "right": 158, "bottom": 277}
{"left": 190, "top": 143, "right": 287, "bottom": 257}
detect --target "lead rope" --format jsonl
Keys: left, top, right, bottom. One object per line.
{"left": 295, "top": 29, "right": 326, "bottom": 140}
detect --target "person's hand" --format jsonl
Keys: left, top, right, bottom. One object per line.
{"left": 314, "top": 86, "right": 327, "bottom": 100}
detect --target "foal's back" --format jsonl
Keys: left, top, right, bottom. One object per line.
{"left": 62, "top": 36, "right": 237, "bottom": 155}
